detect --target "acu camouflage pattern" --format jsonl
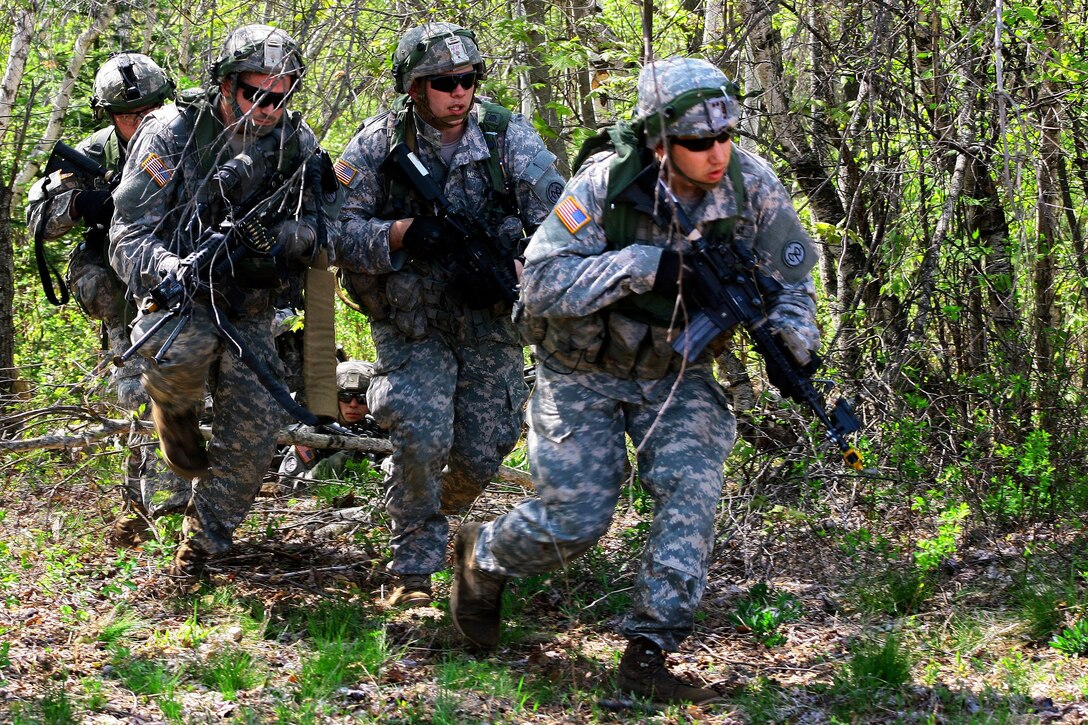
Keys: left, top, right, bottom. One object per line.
{"left": 392, "top": 22, "right": 485, "bottom": 93}
{"left": 110, "top": 87, "right": 327, "bottom": 555}
{"left": 634, "top": 57, "right": 740, "bottom": 141}
{"left": 337, "top": 99, "right": 562, "bottom": 576}
{"left": 519, "top": 143, "right": 821, "bottom": 376}
{"left": 213, "top": 24, "right": 305, "bottom": 82}
{"left": 471, "top": 62, "right": 821, "bottom": 650}
{"left": 25, "top": 125, "right": 188, "bottom": 517}
{"left": 91, "top": 53, "right": 174, "bottom": 114}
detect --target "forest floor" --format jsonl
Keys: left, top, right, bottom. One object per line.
{"left": 4, "top": 435, "right": 1088, "bottom": 724}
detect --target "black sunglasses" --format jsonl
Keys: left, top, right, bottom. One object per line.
{"left": 237, "top": 79, "right": 291, "bottom": 108}
{"left": 338, "top": 391, "right": 367, "bottom": 404}
{"left": 669, "top": 131, "right": 734, "bottom": 152}
{"left": 426, "top": 72, "right": 478, "bottom": 93}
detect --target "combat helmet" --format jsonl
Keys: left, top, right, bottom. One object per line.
{"left": 392, "top": 22, "right": 485, "bottom": 93}
{"left": 635, "top": 58, "right": 740, "bottom": 141}
{"left": 212, "top": 24, "right": 305, "bottom": 83}
{"left": 90, "top": 52, "right": 175, "bottom": 119}
{"left": 336, "top": 361, "right": 375, "bottom": 393}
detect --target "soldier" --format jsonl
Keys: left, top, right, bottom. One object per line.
{"left": 450, "top": 58, "right": 822, "bottom": 704}
{"left": 109, "top": 25, "right": 334, "bottom": 579}
{"left": 335, "top": 22, "right": 565, "bottom": 607}
{"left": 26, "top": 52, "right": 188, "bottom": 543}
{"left": 278, "top": 360, "right": 387, "bottom": 486}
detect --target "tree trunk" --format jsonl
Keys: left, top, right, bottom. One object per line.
{"left": 0, "top": 5, "right": 35, "bottom": 402}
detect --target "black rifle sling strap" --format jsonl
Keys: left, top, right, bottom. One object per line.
{"left": 33, "top": 181, "right": 70, "bottom": 306}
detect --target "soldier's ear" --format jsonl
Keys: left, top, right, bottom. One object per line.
{"left": 407, "top": 79, "right": 424, "bottom": 102}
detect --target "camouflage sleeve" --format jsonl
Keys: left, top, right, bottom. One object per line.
{"left": 25, "top": 171, "right": 81, "bottom": 241}
{"left": 744, "top": 152, "right": 821, "bottom": 352}
{"left": 504, "top": 114, "right": 566, "bottom": 228}
{"left": 520, "top": 156, "right": 662, "bottom": 319}
{"left": 108, "top": 114, "right": 187, "bottom": 296}
{"left": 334, "top": 116, "right": 404, "bottom": 275}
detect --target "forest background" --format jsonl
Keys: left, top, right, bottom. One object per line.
{"left": 2, "top": 0, "right": 1088, "bottom": 722}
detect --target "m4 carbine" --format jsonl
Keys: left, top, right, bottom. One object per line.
{"left": 636, "top": 169, "right": 864, "bottom": 470}
{"left": 44, "top": 140, "right": 119, "bottom": 189}
{"left": 380, "top": 143, "right": 519, "bottom": 305}
{"left": 33, "top": 141, "right": 121, "bottom": 306}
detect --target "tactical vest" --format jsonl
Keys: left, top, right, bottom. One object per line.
{"left": 524, "top": 123, "right": 748, "bottom": 378}
{"left": 173, "top": 87, "right": 305, "bottom": 196}
{"left": 573, "top": 120, "right": 746, "bottom": 327}
{"left": 385, "top": 95, "right": 517, "bottom": 222}
{"left": 372, "top": 97, "right": 523, "bottom": 343}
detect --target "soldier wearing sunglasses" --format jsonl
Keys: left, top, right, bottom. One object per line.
{"left": 109, "top": 25, "right": 337, "bottom": 582}
{"left": 451, "top": 58, "right": 822, "bottom": 704}
{"left": 278, "top": 360, "right": 388, "bottom": 487}
{"left": 335, "top": 22, "right": 565, "bottom": 609}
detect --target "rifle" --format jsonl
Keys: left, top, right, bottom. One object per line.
{"left": 634, "top": 169, "right": 864, "bottom": 469}
{"left": 44, "top": 141, "right": 119, "bottom": 189}
{"left": 33, "top": 141, "right": 121, "bottom": 306}
{"left": 379, "top": 143, "right": 519, "bottom": 305}
{"left": 115, "top": 150, "right": 347, "bottom": 433}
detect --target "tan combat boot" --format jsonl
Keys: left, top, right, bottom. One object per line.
{"left": 386, "top": 575, "right": 433, "bottom": 608}
{"left": 617, "top": 637, "right": 720, "bottom": 704}
{"left": 151, "top": 402, "right": 209, "bottom": 479}
{"left": 450, "top": 522, "right": 507, "bottom": 650}
{"left": 166, "top": 537, "right": 209, "bottom": 582}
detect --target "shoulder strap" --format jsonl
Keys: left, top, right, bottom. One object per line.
{"left": 477, "top": 100, "right": 512, "bottom": 198}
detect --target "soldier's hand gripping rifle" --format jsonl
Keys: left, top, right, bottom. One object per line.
{"left": 646, "top": 172, "right": 864, "bottom": 469}
{"left": 33, "top": 142, "right": 122, "bottom": 305}
{"left": 379, "top": 143, "right": 519, "bottom": 304}
{"left": 115, "top": 152, "right": 349, "bottom": 433}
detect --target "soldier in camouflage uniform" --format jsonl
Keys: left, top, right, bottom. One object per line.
{"left": 109, "top": 25, "right": 334, "bottom": 578}
{"left": 451, "top": 58, "right": 822, "bottom": 703}
{"left": 277, "top": 360, "right": 388, "bottom": 487}
{"left": 335, "top": 22, "right": 565, "bottom": 607}
{"left": 25, "top": 53, "right": 188, "bottom": 543}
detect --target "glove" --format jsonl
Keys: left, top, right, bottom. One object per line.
{"left": 273, "top": 219, "right": 317, "bottom": 259}
{"left": 73, "top": 189, "right": 115, "bottom": 226}
{"left": 652, "top": 249, "right": 699, "bottom": 300}
{"left": 401, "top": 217, "right": 446, "bottom": 261}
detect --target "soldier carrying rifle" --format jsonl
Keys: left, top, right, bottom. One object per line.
{"left": 26, "top": 52, "right": 189, "bottom": 545}
{"left": 334, "top": 22, "right": 565, "bottom": 608}
{"left": 450, "top": 58, "right": 834, "bottom": 703}
{"left": 109, "top": 25, "right": 336, "bottom": 580}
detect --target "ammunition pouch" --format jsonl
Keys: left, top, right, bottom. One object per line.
{"left": 521, "top": 310, "right": 722, "bottom": 380}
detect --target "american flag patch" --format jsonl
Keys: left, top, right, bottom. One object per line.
{"left": 140, "top": 153, "right": 171, "bottom": 187}
{"left": 333, "top": 158, "right": 358, "bottom": 186}
{"left": 554, "top": 195, "right": 590, "bottom": 235}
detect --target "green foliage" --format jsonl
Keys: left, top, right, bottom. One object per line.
{"left": 844, "top": 633, "right": 913, "bottom": 689}
{"left": 1051, "top": 620, "right": 1088, "bottom": 656}
{"left": 854, "top": 567, "right": 931, "bottom": 616}
{"left": 108, "top": 645, "right": 182, "bottom": 696}
{"left": 194, "top": 646, "right": 263, "bottom": 699}
{"left": 729, "top": 581, "right": 803, "bottom": 647}
{"left": 9, "top": 687, "right": 77, "bottom": 725}
{"left": 913, "top": 501, "right": 970, "bottom": 573}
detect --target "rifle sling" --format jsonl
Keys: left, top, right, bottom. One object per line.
{"left": 33, "top": 183, "right": 70, "bottom": 306}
